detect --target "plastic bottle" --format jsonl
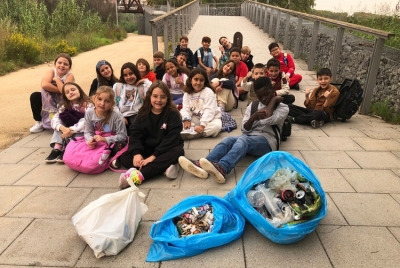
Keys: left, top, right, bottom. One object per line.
{"left": 255, "top": 184, "right": 284, "bottom": 220}
{"left": 246, "top": 190, "right": 264, "bottom": 208}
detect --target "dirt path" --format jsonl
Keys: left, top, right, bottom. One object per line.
{"left": 0, "top": 33, "right": 163, "bottom": 150}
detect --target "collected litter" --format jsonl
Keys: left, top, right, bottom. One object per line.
{"left": 72, "top": 176, "right": 148, "bottom": 258}
{"left": 226, "top": 151, "right": 327, "bottom": 244}
{"left": 146, "top": 195, "right": 244, "bottom": 262}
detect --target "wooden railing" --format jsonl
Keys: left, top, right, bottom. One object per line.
{"left": 149, "top": 0, "right": 200, "bottom": 58}
{"left": 242, "top": 0, "right": 394, "bottom": 115}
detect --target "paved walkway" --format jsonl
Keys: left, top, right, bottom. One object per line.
{"left": 1, "top": 16, "right": 400, "bottom": 267}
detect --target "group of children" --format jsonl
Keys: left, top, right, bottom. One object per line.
{"left": 27, "top": 35, "right": 340, "bottom": 186}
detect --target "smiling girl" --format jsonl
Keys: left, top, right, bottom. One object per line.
{"left": 162, "top": 59, "right": 188, "bottom": 106}
{"left": 113, "top": 62, "right": 152, "bottom": 135}
{"left": 45, "top": 82, "right": 93, "bottom": 163}
{"left": 30, "top": 53, "right": 75, "bottom": 133}
{"left": 180, "top": 68, "right": 222, "bottom": 140}
{"left": 89, "top": 60, "right": 119, "bottom": 97}
{"left": 119, "top": 81, "right": 184, "bottom": 188}
{"left": 210, "top": 59, "right": 237, "bottom": 112}
{"left": 84, "top": 86, "right": 126, "bottom": 150}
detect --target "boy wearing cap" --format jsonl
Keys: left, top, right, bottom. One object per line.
{"left": 178, "top": 77, "right": 289, "bottom": 184}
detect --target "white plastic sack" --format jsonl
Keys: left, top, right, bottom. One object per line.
{"left": 71, "top": 178, "right": 148, "bottom": 258}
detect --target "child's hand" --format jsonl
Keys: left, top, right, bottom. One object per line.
{"left": 135, "top": 79, "right": 145, "bottom": 86}
{"left": 93, "top": 135, "right": 106, "bottom": 143}
{"left": 305, "top": 88, "right": 310, "bottom": 95}
{"left": 175, "top": 76, "right": 183, "bottom": 84}
{"left": 246, "top": 71, "right": 252, "bottom": 79}
{"left": 133, "top": 154, "right": 144, "bottom": 168}
{"left": 323, "top": 89, "right": 332, "bottom": 98}
{"left": 87, "top": 138, "right": 96, "bottom": 149}
{"left": 206, "top": 67, "right": 213, "bottom": 76}
{"left": 140, "top": 155, "right": 156, "bottom": 168}
{"left": 251, "top": 109, "right": 270, "bottom": 121}
{"left": 194, "top": 125, "right": 205, "bottom": 133}
{"left": 183, "top": 121, "right": 191, "bottom": 130}
{"left": 215, "top": 85, "right": 222, "bottom": 93}
{"left": 271, "top": 81, "right": 276, "bottom": 86}
{"left": 123, "top": 118, "right": 128, "bottom": 125}
{"left": 60, "top": 126, "right": 74, "bottom": 138}
{"left": 219, "top": 45, "right": 224, "bottom": 53}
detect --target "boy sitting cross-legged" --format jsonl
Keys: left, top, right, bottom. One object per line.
{"left": 178, "top": 77, "right": 289, "bottom": 184}
{"left": 269, "top": 42, "right": 302, "bottom": 90}
{"left": 196, "top": 36, "right": 218, "bottom": 76}
{"left": 266, "top": 58, "right": 295, "bottom": 105}
{"left": 287, "top": 68, "right": 339, "bottom": 128}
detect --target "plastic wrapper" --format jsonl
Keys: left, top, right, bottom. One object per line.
{"left": 225, "top": 151, "right": 327, "bottom": 244}
{"left": 146, "top": 195, "right": 245, "bottom": 262}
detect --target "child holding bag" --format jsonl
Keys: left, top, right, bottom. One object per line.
{"left": 180, "top": 68, "right": 222, "bottom": 140}
{"left": 119, "top": 81, "right": 184, "bottom": 188}
{"left": 113, "top": 62, "right": 152, "bottom": 135}
{"left": 46, "top": 82, "right": 93, "bottom": 163}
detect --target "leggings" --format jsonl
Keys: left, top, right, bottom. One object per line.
{"left": 30, "top": 92, "right": 42, "bottom": 121}
{"left": 120, "top": 145, "right": 184, "bottom": 180}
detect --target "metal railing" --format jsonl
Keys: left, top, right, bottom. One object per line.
{"left": 149, "top": 0, "right": 200, "bottom": 58}
{"left": 242, "top": 0, "right": 395, "bottom": 115}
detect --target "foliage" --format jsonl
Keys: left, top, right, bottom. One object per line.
{"left": 310, "top": 10, "right": 348, "bottom": 21}
{"left": 256, "top": 0, "right": 316, "bottom": 12}
{"left": 4, "top": 33, "right": 41, "bottom": 63}
{"left": 370, "top": 101, "right": 400, "bottom": 124}
{"left": 53, "top": 40, "right": 77, "bottom": 56}
{"left": 0, "top": 0, "right": 127, "bottom": 75}
{"left": 118, "top": 13, "right": 138, "bottom": 33}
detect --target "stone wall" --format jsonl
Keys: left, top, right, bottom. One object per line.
{"left": 259, "top": 13, "right": 400, "bottom": 112}
{"left": 200, "top": 5, "right": 240, "bottom": 16}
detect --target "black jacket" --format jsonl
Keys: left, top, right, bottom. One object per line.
{"left": 174, "top": 45, "right": 195, "bottom": 68}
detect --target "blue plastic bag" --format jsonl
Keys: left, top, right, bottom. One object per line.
{"left": 225, "top": 151, "right": 327, "bottom": 244}
{"left": 146, "top": 195, "right": 245, "bottom": 262}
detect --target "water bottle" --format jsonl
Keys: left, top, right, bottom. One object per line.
{"left": 246, "top": 190, "right": 264, "bottom": 208}
{"left": 255, "top": 184, "right": 284, "bottom": 220}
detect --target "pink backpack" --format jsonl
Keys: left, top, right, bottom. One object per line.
{"left": 64, "top": 136, "right": 127, "bottom": 174}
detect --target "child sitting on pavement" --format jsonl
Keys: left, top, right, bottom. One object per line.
{"left": 266, "top": 58, "right": 295, "bottom": 105}
{"left": 179, "top": 77, "right": 289, "bottom": 184}
{"left": 153, "top": 51, "right": 166, "bottom": 81}
{"left": 241, "top": 63, "right": 266, "bottom": 105}
{"left": 241, "top": 46, "right": 254, "bottom": 72}
{"left": 288, "top": 68, "right": 339, "bottom": 128}
{"left": 196, "top": 36, "right": 219, "bottom": 76}
{"left": 229, "top": 47, "right": 249, "bottom": 101}
{"left": 268, "top": 42, "right": 302, "bottom": 90}
{"left": 173, "top": 35, "right": 195, "bottom": 69}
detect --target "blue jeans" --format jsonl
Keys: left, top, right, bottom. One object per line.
{"left": 172, "top": 93, "right": 184, "bottom": 105}
{"left": 206, "top": 135, "right": 272, "bottom": 174}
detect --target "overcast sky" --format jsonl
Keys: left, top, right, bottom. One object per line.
{"left": 314, "top": 0, "right": 399, "bottom": 14}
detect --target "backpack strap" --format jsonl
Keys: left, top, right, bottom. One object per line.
{"left": 115, "top": 83, "right": 123, "bottom": 107}
{"left": 250, "top": 100, "right": 259, "bottom": 115}
{"left": 283, "top": 53, "right": 288, "bottom": 66}
{"left": 165, "top": 74, "right": 171, "bottom": 88}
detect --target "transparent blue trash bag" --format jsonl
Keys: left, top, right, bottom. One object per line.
{"left": 146, "top": 195, "right": 245, "bottom": 262}
{"left": 225, "top": 151, "right": 327, "bottom": 244}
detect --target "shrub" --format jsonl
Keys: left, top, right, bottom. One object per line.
{"left": 4, "top": 33, "right": 40, "bottom": 63}
{"left": 53, "top": 40, "right": 77, "bottom": 56}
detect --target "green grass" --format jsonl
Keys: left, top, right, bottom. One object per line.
{"left": 370, "top": 101, "right": 400, "bottom": 124}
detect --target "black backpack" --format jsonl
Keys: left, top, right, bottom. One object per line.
{"left": 331, "top": 78, "right": 363, "bottom": 122}
{"left": 193, "top": 47, "right": 211, "bottom": 68}
{"left": 250, "top": 100, "right": 291, "bottom": 150}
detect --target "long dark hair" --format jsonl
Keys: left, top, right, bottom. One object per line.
{"left": 165, "top": 59, "right": 189, "bottom": 76}
{"left": 96, "top": 60, "right": 119, "bottom": 87}
{"left": 184, "top": 68, "right": 213, "bottom": 94}
{"left": 136, "top": 81, "right": 180, "bottom": 121}
{"left": 119, "top": 62, "right": 142, "bottom": 85}
{"left": 61, "top": 82, "right": 92, "bottom": 109}
{"left": 217, "top": 60, "right": 236, "bottom": 79}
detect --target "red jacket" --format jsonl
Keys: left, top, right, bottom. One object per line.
{"left": 274, "top": 52, "right": 296, "bottom": 77}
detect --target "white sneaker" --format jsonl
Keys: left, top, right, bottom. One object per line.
{"left": 165, "top": 163, "right": 180, "bottom": 179}
{"left": 30, "top": 121, "right": 44, "bottom": 133}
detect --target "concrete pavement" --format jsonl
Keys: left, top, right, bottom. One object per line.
{"left": 1, "top": 16, "right": 400, "bottom": 267}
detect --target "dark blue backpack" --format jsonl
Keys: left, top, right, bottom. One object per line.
{"left": 332, "top": 78, "right": 363, "bottom": 122}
